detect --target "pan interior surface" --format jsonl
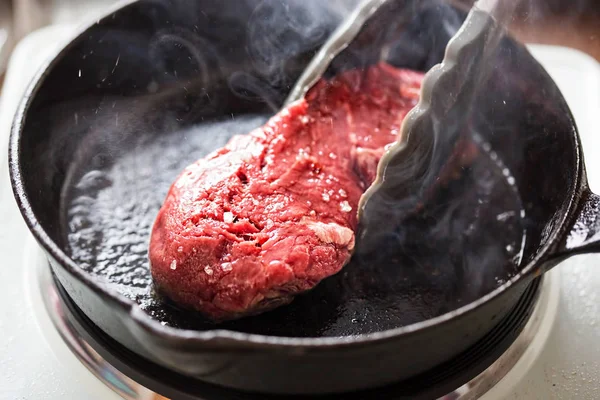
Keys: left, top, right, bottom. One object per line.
{"left": 58, "top": 0, "right": 486, "bottom": 337}
{"left": 17, "top": 0, "right": 579, "bottom": 338}
{"left": 62, "top": 109, "right": 469, "bottom": 336}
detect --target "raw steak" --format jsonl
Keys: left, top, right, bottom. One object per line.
{"left": 149, "top": 62, "right": 423, "bottom": 320}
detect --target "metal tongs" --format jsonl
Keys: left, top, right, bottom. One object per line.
{"left": 286, "top": 0, "right": 516, "bottom": 105}
{"left": 286, "top": 0, "right": 518, "bottom": 254}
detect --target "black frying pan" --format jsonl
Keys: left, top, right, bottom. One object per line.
{"left": 8, "top": 0, "right": 600, "bottom": 395}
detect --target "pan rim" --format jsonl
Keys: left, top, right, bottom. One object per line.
{"left": 7, "top": 0, "right": 584, "bottom": 350}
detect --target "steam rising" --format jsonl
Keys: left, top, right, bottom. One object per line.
{"left": 235, "top": 0, "right": 360, "bottom": 109}
{"left": 341, "top": 0, "right": 529, "bottom": 302}
{"left": 51, "top": 0, "right": 564, "bottom": 333}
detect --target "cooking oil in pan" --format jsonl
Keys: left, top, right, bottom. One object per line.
{"left": 62, "top": 112, "right": 526, "bottom": 337}
{"left": 64, "top": 115, "right": 267, "bottom": 304}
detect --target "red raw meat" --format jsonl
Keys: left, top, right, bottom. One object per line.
{"left": 149, "top": 62, "right": 423, "bottom": 320}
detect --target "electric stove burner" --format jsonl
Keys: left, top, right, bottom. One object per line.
{"left": 39, "top": 261, "right": 556, "bottom": 400}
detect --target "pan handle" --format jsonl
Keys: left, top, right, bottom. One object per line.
{"left": 550, "top": 189, "right": 600, "bottom": 264}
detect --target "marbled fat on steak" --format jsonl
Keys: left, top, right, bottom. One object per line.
{"left": 149, "top": 63, "right": 423, "bottom": 320}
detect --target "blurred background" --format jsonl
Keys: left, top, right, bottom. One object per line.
{"left": 0, "top": 0, "right": 599, "bottom": 86}
{"left": 459, "top": 0, "right": 600, "bottom": 60}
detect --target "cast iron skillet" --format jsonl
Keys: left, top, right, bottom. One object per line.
{"left": 9, "top": 0, "right": 600, "bottom": 395}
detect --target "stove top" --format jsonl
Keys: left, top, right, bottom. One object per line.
{"left": 43, "top": 260, "right": 547, "bottom": 399}
{"left": 1, "top": 25, "right": 600, "bottom": 400}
